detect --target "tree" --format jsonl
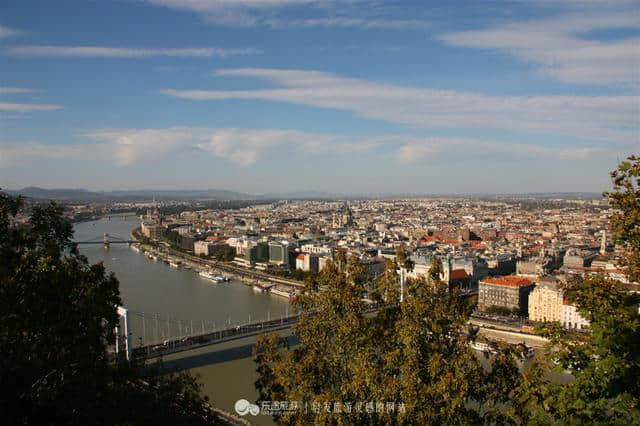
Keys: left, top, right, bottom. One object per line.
{"left": 395, "top": 244, "right": 415, "bottom": 272}
{"left": 253, "top": 257, "right": 524, "bottom": 424}
{"left": 606, "top": 155, "right": 640, "bottom": 283}
{"left": 0, "top": 193, "right": 217, "bottom": 424}
{"left": 518, "top": 157, "right": 640, "bottom": 424}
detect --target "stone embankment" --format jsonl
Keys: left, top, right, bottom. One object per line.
{"left": 129, "top": 228, "right": 302, "bottom": 298}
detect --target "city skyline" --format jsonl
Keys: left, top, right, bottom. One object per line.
{"left": 1, "top": 0, "right": 638, "bottom": 193}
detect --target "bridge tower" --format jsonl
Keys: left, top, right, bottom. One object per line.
{"left": 103, "top": 233, "right": 110, "bottom": 249}
{"left": 115, "top": 306, "right": 132, "bottom": 361}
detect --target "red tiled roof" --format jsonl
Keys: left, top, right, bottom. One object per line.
{"left": 481, "top": 276, "right": 533, "bottom": 287}
{"left": 296, "top": 254, "right": 305, "bottom": 260}
{"left": 450, "top": 269, "right": 469, "bottom": 280}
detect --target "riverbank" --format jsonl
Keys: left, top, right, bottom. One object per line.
{"left": 129, "top": 229, "right": 299, "bottom": 302}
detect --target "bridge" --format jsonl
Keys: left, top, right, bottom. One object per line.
{"left": 113, "top": 307, "right": 300, "bottom": 362}
{"left": 76, "top": 233, "right": 135, "bottom": 248}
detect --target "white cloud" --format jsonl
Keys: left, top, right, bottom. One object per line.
{"left": 84, "top": 127, "right": 198, "bottom": 166}
{"left": 0, "top": 87, "right": 35, "bottom": 94}
{"left": 395, "top": 138, "right": 603, "bottom": 164}
{"left": 0, "top": 24, "right": 23, "bottom": 39}
{"left": 439, "top": 11, "right": 640, "bottom": 86}
{"left": 0, "top": 102, "right": 62, "bottom": 113}
{"left": 198, "top": 128, "right": 378, "bottom": 165}
{"left": 0, "top": 141, "right": 92, "bottom": 166}
{"left": 161, "top": 68, "right": 639, "bottom": 144}
{"left": 7, "top": 45, "right": 260, "bottom": 58}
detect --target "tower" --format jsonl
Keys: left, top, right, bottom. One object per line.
{"left": 600, "top": 230, "right": 607, "bottom": 254}
{"left": 441, "top": 255, "right": 451, "bottom": 284}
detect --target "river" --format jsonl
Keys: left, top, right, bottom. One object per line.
{"left": 74, "top": 216, "right": 288, "bottom": 425}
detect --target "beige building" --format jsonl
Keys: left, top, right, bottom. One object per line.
{"left": 528, "top": 280, "right": 564, "bottom": 322}
{"left": 140, "top": 221, "right": 164, "bottom": 240}
{"left": 528, "top": 280, "right": 589, "bottom": 329}
{"left": 194, "top": 240, "right": 214, "bottom": 256}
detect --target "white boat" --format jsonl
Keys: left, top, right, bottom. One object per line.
{"left": 130, "top": 245, "right": 140, "bottom": 253}
{"left": 199, "top": 271, "right": 218, "bottom": 282}
{"left": 469, "top": 340, "right": 496, "bottom": 353}
{"left": 253, "top": 285, "right": 264, "bottom": 293}
{"left": 271, "top": 287, "right": 294, "bottom": 299}
{"left": 169, "top": 261, "right": 180, "bottom": 268}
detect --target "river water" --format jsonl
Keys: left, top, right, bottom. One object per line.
{"left": 74, "top": 216, "right": 288, "bottom": 425}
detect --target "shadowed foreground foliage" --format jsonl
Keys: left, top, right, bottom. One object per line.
{"left": 254, "top": 256, "right": 525, "bottom": 425}
{"left": 0, "top": 193, "right": 217, "bottom": 425}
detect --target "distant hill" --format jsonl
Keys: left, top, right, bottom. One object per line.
{"left": 262, "top": 190, "right": 338, "bottom": 199}
{"left": 5, "top": 187, "right": 259, "bottom": 202}
{"left": 4, "top": 187, "right": 604, "bottom": 202}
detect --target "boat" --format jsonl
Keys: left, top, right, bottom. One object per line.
{"left": 253, "top": 281, "right": 274, "bottom": 293}
{"left": 199, "top": 271, "right": 218, "bottom": 282}
{"left": 130, "top": 245, "right": 140, "bottom": 253}
{"left": 271, "top": 287, "right": 294, "bottom": 299}
{"left": 469, "top": 340, "right": 496, "bottom": 354}
{"left": 213, "top": 275, "right": 226, "bottom": 283}
{"left": 169, "top": 261, "right": 181, "bottom": 268}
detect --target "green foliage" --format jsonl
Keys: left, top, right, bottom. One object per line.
{"left": 395, "top": 244, "right": 415, "bottom": 272}
{"left": 519, "top": 156, "right": 640, "bottom": 424}
{"left": 212, "top": 244, "right": 236, "bottom": 261}
{"left": 166, "top": 229, "right": 181, "bottom": 245}
{"left": 0, "top": 193, "right": 217, "bottom": 424}
{"left": 606, "top": 155, "right": 640, "bottom": 283}
{"left": 253, "top": 259, "right": 524, "bottom": 424}
{"left": 267, "top": 266, "right": 319, "bottom": 282}
{"left": 428, "top": 256, "right": 442, "bottom": 283}
{"left": 485, "top": 305, "right": 520, "bottom": 317}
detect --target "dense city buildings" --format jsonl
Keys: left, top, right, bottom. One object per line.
{"left": 62, "top": 195, "right": 633, "bottom": 327}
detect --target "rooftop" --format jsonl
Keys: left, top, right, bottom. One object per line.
{"left": 481, "top": 276, "right": 533, "bottom": 288}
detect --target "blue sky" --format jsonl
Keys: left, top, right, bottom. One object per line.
{"left": 1, "top": 0, "right": 638, "bottom": 194}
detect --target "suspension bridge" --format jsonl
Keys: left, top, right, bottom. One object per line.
{"left": 113, "top": 306, "right": 300, "bottom": 362}
{"left": 76, "top": 232, "right": 135, "bottom": 248}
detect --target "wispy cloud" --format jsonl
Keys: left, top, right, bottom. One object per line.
{"left": 0, "top": 24, "right": 24, "bottom": 39}
{"left": 264, "top": 17, "right": 427, "bottom": 30}
{"left": 396, "top": 137, "right": 604, "bottom": 164}
{"left": 144, "top": 0, "right": 425, "bottom": 29}
{"left": 6, "top": 45, "right": 261, "bottom": 58}
{"left": 146, "top": 0, "right": 320, "bottom": 11}
{"left": 0, "top": 141, "right": 90, "bottom": 166}
{"left": 161, "top": 68, "right": 639, "bottom": 144}
{"left": 0, "top": 102, "right": 62, "bottom": 113}
{"left": 439, "top": 10, "right": 640, "bottom": 86}
{"left": 2, "top": 127, "right": 611, "bottom": 169}
{"left": 0, "top": 87, "right": 35, "bottom": 94}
